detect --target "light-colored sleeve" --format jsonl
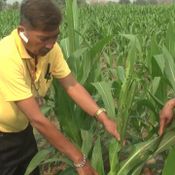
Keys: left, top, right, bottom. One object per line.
{"left": 0, "top": 57, "right": 32, "bottom": 101}
{"left": 51, "top": 43, "right": 71, "bottom": 79}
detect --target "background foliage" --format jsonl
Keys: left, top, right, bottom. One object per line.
{"left": 1, "top": 1, "right": 175, "bottom": 174}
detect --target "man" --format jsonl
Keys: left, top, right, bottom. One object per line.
{"left": 0, "top": 0, "right": 120, "bottom": 175}
{"left": 159, "top": 98, "right": 175, "bottom": 136}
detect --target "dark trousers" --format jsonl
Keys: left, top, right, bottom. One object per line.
{"left": 0, "top": 124, "right": 40, "bottom": 175}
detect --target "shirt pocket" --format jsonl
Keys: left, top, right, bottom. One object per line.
{"left": 38, "top": 75, "right": 53, "bottom": 97}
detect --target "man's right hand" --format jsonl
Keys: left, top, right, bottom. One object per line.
{"left": 159, "top": 99, "right": 175, "bottom": 136}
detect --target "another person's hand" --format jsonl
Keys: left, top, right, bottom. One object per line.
{"left": 159, "top": 99, "right": 175, "bottom": 136}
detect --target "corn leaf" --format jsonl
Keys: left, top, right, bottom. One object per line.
{"left": 153, "top": 54, "right": 165, "bottom": 75}
{"left": 65, "top": 0, "right": 79, "bottom": 53}
{"left": 117, "top": 136, "right": 161, "bottom": 175}
{"left": 57, "top": 167, "right": 77, "bottom": 175}
{"left": 108, "top": 139, "right": 121, "bottom": 175}
{"left": 162, "top": 147, "right": 175, "bottom": 175}
{"left": 163, "top": 46, "right": 175, "bottom": 92}
{"left": 92, "top": 81, "right": 115, "bottom": 119}
{"left": 91, "top": 137, "right": 105, "bottom": 175}
{"left": 60, "top": 37, "right": 70, "bottom": 59}
{"left": 154, "top": 130, "right": 175, "bottom": 155}
{"left": 81, "top": 130, "right": 93, "bottom": 156}
{"left": 165, "top": 20, "right": 175, "bottom": 58}
{"left": 117, "top": 66, "right": 126, "bottom": 83}
{"left": 24, "top": 149, "right": 50, "bottom": 175}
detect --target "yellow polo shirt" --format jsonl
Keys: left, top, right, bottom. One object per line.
{"left": 0, "top": 29, "right": 71, "bottom": 132}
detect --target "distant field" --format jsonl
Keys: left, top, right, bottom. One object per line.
{"left": 1, "top": 4, "right": 175, "bottom": 59}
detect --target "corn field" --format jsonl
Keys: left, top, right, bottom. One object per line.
{"left": 1, "top": 1, "right": 175, "bottom": 175}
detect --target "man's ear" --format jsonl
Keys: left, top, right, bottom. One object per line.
{"left": 18, "top": 26, "right": 29, "bottom": 43}
{"left": 19, "top": 31, "right": 29, "bottom": 43}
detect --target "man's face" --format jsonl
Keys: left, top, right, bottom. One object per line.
{"left": 19, "top": 27, "right": 60, "bottom": 57}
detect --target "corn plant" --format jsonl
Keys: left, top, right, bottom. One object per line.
{"left": 0, "top": 9, "right": 19, "bottom": 38}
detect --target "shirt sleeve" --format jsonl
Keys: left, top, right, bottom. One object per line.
{"left": 0, "top": 57, "right": 33, "bottom": 101}
{"left": 51, "top": 43, "right": 71, "bottom": 79}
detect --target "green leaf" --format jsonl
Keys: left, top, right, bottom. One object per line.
{"left": 136, "top": 99, "right": 157, "bottom": 116}
{"left": 92, "top": 81, "right": 115, "bottom": 119}
{"left": 130, "top": 164, "right": 144, "bottom": 175}
{"left": 120, "top": 34, "right": 141, "bottom": 77}
{"left": 151, "top": 77, "right": 161, "bottom": 95}
{"left": 60, "top": 37, "right": 70, "bottom": 59}
{"left": 117, "top": 66, "right": 125, "bottom": 83}
{"left": 91, "top": 137, "right": 105, "bottom": 175}
{"left": 120, "top": 34, "right": 142, "bottom": 55}
{"left": 162, "top": 147, "right": 175, "bottom": 175}
{"left": 165, "top": 20, "right": 175, "bottom": 58}
{"left": 40, "top": 105, "right": 52, "bottom": 115}
{"left": 90, "top": 36, "right": 112, "bottom": 62}
{"left": 118, "top": 80, "right": 137, "bottom": 142}
{"left": 147, "top": 34, "right": 161, "bottom": 73}
{"left": 154, "top": 130, "right": 175, "bottom": 155}
{"left": 81, "top": 130, "right": 93, "bottom": 156}
{"left": 24, "top": 149, "right": 50, "bottom": 175}
{"left": 147, "top": 90, "right": 164, "bottom": 108}
{"left": 53, "top": 81, "right": 82, "bottom": 145}
{"left": 87, "top": 36, "right": 113, "bottom": 83}
{"left": 153, "top": 54, "right": 165, "bottom": 75}
{"left": 57, "top": 167, "right": 77, "bottom": 175}
{"left": 163, "top": 46, "right": 175, "bottom": 92}
{"left": 65, "top": 0, "right": 79, "bottom": 53}
{"left": 117, "top": 136, "right": 161, "bottom": 175}
{"left": 108, "top": 139, "right": 121, "bottom": 175}
{"left": 71, "top": 47, "right": 88, "bottom": 58}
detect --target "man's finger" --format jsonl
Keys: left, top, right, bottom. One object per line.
{"left": 114, "top": 130, "right": 120, "bottom": 141}
{"left": 166, "top": 117, "right": 172, "bottom": 125}
{"left": 159, "top": 118, "right": 165, "bottom": 136}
